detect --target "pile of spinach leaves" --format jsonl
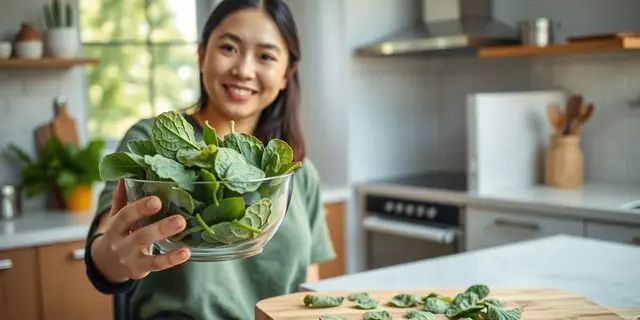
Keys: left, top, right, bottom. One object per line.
{"left": 99, "top": 111, "right": 301, "bottom": 247}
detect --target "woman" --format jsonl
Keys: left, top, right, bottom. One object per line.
{"left": 84, "top": 0, "right": 335, "bottom": 319}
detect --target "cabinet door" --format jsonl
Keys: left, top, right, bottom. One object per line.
{"left": 585, "top": 221, "right": 640, "bottom": 246}
{"left": 0, "top": 247, "right": 41, "bottom": 320}
{"left": 38, "top": 240, "right": 113, "bottom": 320}
{"left": 318, "top": 202, "right": 345, "bottom": 279}
{"left": 466, "top": 207, "right": 583, "bottom": 250}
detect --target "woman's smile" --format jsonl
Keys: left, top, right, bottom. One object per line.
{"left": 223, "top": 83, "right": 258, "bottom": 103}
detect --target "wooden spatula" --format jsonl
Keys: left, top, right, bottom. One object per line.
{"left": 547, "top": 103, "right": 565, "bottom": 135}
{"left": 50, "top": 95, "right": 79, "bottom": 146}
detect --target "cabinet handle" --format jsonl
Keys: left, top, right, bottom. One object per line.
{"left": 72, "top": 248, "right": 85, "bottom": 260}
{"left": 494, "top": 218, "right": 540, "bottom": 231}
{"left": 0, "top": 258, "right": 13, "bottom": 270}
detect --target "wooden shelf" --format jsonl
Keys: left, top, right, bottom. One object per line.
{"left": 0, "top": 57, "right": 98, "bottom": 68}
{"left": 479, "top": 36, "right": 640, "bottom": 58}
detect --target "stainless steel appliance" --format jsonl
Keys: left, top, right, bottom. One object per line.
{"left": 357, "top": 172, "right": 466, "bottom": 269}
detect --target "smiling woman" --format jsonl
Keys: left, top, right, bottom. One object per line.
{"left": 84, "top": 1, "right": 335, "bottom": 319}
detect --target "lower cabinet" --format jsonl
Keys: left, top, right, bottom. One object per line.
{"left": 585, "top": 221, "right": 640, "bottom": 246}
{"left": 466, "top": 207, "right": 584, "bottom": 251}
{"left": 318, "top": 201, "right": 346, "bottom": 279}
{"left": 0, "top": 240, "right": 113, "bottom": 320}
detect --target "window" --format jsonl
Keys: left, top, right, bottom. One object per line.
{"left": 80, "top": 0, "right": 200, "bottom": 142}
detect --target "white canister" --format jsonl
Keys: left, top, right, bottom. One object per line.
{"left": 0, "top": 41, "right": 11, "bottom": 59}
{"left": 45, "top": 27, "right": 79, "bottom": 58}
{"left": 14, "top": 40, "right": 43, "bottom": 59}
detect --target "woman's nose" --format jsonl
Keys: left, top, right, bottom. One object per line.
{"left": 231, "top": 56, "right": 255, "bottom": 80}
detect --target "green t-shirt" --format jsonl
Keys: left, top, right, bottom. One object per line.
{"left": 89, "top": 115, "right": 335, "bottom": 319}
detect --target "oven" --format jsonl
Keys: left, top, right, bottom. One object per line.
{"left": 357, "top": 172, "right": 466, "bottom": 270}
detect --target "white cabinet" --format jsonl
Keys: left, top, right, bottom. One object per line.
{"left": 585, "top": 221, "right": 640, "bottom": 246}
{"left": 466, "top": 207, "right": 584, "bottom": 250}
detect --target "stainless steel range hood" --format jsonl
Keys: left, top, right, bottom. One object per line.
{"left": 356, "top": 0, "right": 519, "bottom": 56}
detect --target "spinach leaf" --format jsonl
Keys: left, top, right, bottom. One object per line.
{"left": 319, "top": 316, "right": 345, "bottom": 320}
{"left": 200, "top": 197, "right": 245, "bottom": 224}
{"left": 277, "top": 161, "right": 302, "bottom": 176}
{"left": 424, "top": 297, "right": 450, "bottom": 314}
{"left": 199, "top": 169, "right": 221, "bottom": 206}
{"left": 465, "top": 284, "right": 490, "bottom": 300}
{"left": 353, "top": 297, "right": 378, "bottom": 310}
{"left": 243, "top": 198, "right": 272, "bottom": 229}
{"left": 405, "top": 310, "right": 436, "bottom": 320}
{"left": 422, "top": 292, "right": 453, "bottom": 304}
{"left": 445, "top": 305, "right": 484, "bottom": 319}
{"left": 176, "top": 145, "right": 217, "bottom": 168}
{"left": 127, "top": 139, "right": 157, "bottom": 156}
{"left": 363, "top": 310, "right": 391, "bottom": 320}
{"left": 169, "top": 186, "right": 198, "bottom": 214}
{"left": 214, "top": 147, "right": 246, "bottom": 178}
{"left": 99, "top": 152, "right": 145, "bottom": 180}
{"left": 144, "top": 154, "right": 197, "bottom": 191}
{"left": 224, "top": 131, "right": 264, "bottom": 168}
{"left": 348, "top": 293, "right": 370, "bottom": 302}
{"left": 152, "top": 111, "right": 201, "bottom": 158}
{"left": 203, "top": 120, "right": 224, "bottom": 147}
{"left": 202, "top": 199, "right": 270, "bottom": 244}
{"left": 388, "top": 293, "right": 421, "bottom": 308}
{"left": 223, "top": 162, "right": 265, "bottom": 193}
{"left": 482, "top": 298, "right": 505, "bottom": 308}
{"left": 303, "top": 295, "right": 344, "bottom": 308}
{"left": 486, "top": 304, "right": 524, "bottom": 320}
{"left": 261, "top": 139, "right": 293, "bottom": 176}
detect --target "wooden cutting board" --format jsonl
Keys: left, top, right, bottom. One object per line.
{"left": 255, "top": 288, "right": 626, "bottom": 320}
{"left": 34, "top": 96, "right": 79, "bottom": 153}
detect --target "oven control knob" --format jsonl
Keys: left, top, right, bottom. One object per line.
{"left": 405, "top": 204, "right": 415, "bottom": 216}
{"left": 426, "top": 206, "right": 438, "bottom": 219}
{"left": 416, "top": 205, "right": 426, "bottom": 218}
{"left": 394, "top": 202, "right": 404, "bottom": 215}
{"left": 384, "top": 201, "right": 395, "bottom": 213}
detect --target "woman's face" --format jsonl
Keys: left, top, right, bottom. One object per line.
{"left": 199, "top": 8, "right": 290, "bottom": 122}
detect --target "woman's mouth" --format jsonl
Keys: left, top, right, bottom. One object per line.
{"left": 223, "top": 84, "right": 256, "bottom": 102}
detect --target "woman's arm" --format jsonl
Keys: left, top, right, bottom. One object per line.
{"left": 306, "top": 264, "right": 319, "bottom": 282}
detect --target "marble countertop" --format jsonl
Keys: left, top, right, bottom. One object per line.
{"left": 301, "top": 235, "right": 640, "bottom": 307}
{"left": 0, "top": 210, "right": 94, "bottom": 250}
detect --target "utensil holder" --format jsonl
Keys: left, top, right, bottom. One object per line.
{"left": 544, "top": 134, "right": 583, "bottom": 188}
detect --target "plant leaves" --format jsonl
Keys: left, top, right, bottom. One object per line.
{"left": 486, "top": 304, "right": 524, "bottom": 320}
{"left": 363, "top": 310, "right": 391, "bottom": 320}
{"left": 261, "top": 139, "right": 293, "bottom": 176}
{"left": 177, "top": 145, "right": 217, "bottom": 168}
{"left": 143, "top": 154, "right": 197, "bottom": 191}
{"left": 152, "top": 111, "right": 200, "bottom": 159}
{"left": 200, "top": 197, "right": 245, "bottom": 224}
{"left": 127, "top": 139, "right": 157, "bottom": 156}
{"left": 405, "top": 310, "right": 437, "bottom": 320}
{"left": 223, "top": 162, "right": 265, "bottom": 193}
{"left": 203, "top": 120, "right": 223, "bottom": 147}
{"left": 214, "top": 147, "right": 245, "bottom": 178}
{"left": 424, "top": 297, "right": 450, "bottom": 314}
{"left": 483, "top": 298, "right": 506, "bottom": 308}
{"left": 224, "top": 132, "right": 264, "bottom": 168}
{"left": 99, "top": 152, "right": 145, "bottom": 180}
{"left": 388, "top": 293, "right": 422, "bottom": 308}
{"left": 303, "top": 295, "right": 344, "bottom": 308}
{"left": 353, "top": 297, "right": 378, "bottom": 310}
{"left": 348, "top": 292, "right": 370, "bottom": 302}
{"left": 466, "top": 284, "right": 490, "bottom": 300}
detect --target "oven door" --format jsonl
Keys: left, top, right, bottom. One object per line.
{"left": 363, "top": 215, "right": 462, "bottom": 269}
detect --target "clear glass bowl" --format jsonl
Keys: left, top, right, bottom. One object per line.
{"left": 124, "top": 173, "right": 294, "bottom": 262}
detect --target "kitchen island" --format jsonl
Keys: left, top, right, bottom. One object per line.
{"left": 301, "top": 235, "right": 640, "bottom": 307}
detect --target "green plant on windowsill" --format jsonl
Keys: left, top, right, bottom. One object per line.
{"left": 5, "top": 137, "right": 104, "bottom": 212}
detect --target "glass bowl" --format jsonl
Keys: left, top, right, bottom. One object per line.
{"left": 124, "top": 173, "right": 294, "bottom": 262}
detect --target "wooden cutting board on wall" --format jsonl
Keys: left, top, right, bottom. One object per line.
{"left": 34, "top": 96, "right": 79, "bottom": 152}
{"left": 255, "top": 288, "right": 626, "bottom": 320}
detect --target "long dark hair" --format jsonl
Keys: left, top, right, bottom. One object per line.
{"left": 197, "top": 0, "right": 305, "bottom": 161}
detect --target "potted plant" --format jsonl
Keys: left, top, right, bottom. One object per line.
{"left": 6, "top": 137, "right": 104, "bottom": 212}
{"left": 43, "top": 0, "right": 78, "bottom": 58}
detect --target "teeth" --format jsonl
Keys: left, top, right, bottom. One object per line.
{"left": 227, "top": 85, "right": 252, "bottom": 97}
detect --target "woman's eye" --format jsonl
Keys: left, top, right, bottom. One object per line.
{"left": 261, "top": 53, "right": 277, "bottom": 62}
{"left": 219, "top": 44, "right": 236, "bottom": 53}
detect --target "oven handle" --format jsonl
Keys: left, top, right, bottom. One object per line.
{"left": 362, "top": 215, "right": 458, "bottom": 244}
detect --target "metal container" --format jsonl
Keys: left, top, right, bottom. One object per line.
{"left": 1, "top": 185, "right": 22, "bottom": 220}
{"left": 519, "top": 18, "right": 552, "bottom": 47}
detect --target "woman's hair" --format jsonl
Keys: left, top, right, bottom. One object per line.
{"left": 197, "top": 0, "right": 305, "bottom": 161}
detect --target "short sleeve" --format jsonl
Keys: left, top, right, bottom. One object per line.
{"left": 301, "top": 160, "right": 336, "bottom": 264}
{"left": 87, "top": 119, "right": 154, "bottom": 239}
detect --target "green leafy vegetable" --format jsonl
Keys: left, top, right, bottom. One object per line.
{"left": 319, "top": 316, "right": 346, "bottom": 320}
{"left": 405, "top": 310, "right": 436, "bottom": 320}
{"left": 152, "top": 111, "right": 201, "bottom": 158}
{"left": 127, "top": 139, "right": 157, "bottom": 156}
{"left": 388, "top": 293, "right": 422, "bottom": 308}
{"left": 421, "top": 285, "right": 525, "bottom": 320}
{"left": 303, "top": 295, "right": 344, "bottom": 308}
{"left": 348, "top": 293, "right": 371, "bottom": 302}
{"left": 424, "top": 297, "right": 450, "bottom": 313}
{"left": 363, "top": 310, "right": 391, "bottom": 320}
{"left": 486, "top": 305, "right": 523, "bottom": 320}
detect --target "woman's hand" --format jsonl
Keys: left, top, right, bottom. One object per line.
{"left": 91, "top": 179, "right": 191, "bottom": 283}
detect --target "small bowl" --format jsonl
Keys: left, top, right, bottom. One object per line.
{"left": 124, "top": 173, "right": 294, "bottom": 262}
{"left": 0, "top": 42, "right": 11, "bottom": 59}
{"left": 14, "top": 40, "right": 43, "bottom": 59}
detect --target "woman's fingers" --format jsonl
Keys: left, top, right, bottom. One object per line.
{"left": 108, "top": 196, "right": 163, "bottom": 236}
{"left": 127, "top": 214, "right": 186, "bottom": 250}
{"left": 110, "top": 179, "right": 129, "bottom": 215}
{"left": 140, "top": 248, "right": 191, "bottom": 274}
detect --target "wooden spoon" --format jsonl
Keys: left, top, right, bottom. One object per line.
{"left": 572, "top": 103, "right": 595, "bottom": 134}
{"left": 547, "top": 103, "right": 565, "bottom": 135}
{"left": 563, "top": 94, "right": 583, "bottom": 135}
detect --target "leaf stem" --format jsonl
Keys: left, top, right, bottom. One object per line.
{"left": 232, "top": 220, "right": 263, "bottom": 233}
{"left": 171, "top": 225, "right": 203, "bottom": 241}
{"left": 195, "top": 213, "right": 215, "bottom": 236}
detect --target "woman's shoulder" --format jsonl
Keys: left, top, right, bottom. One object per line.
{"left": 294, "top": 158, "right": 320, "bottom": 192}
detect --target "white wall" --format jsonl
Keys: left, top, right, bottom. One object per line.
{"left": 0, "top": 0, "right": 87, "bottom": 211}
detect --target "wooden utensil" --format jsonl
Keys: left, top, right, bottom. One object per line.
{"left": 572, "top": 103, "right": 595, "bottom": 134}
{"left": 562, "top": 94, "right": 583, "bottom": 135}
{"left": 547, "top": 103, "right": 565, "bottom": 134}
{"left": 34, "top": 96, "right": 79, "bottom": 153}
{"left": 256, "top": 288, "right": 625, "bottom": 320}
